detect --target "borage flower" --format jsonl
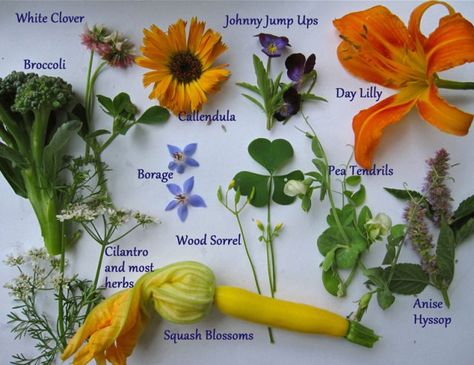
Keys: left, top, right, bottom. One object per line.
{"left": 136, "top": 18, "right": 230, "bottom": 115}
{"left": 274, "top": 86, "right": 301, "bottom": 122}
{"left": 334, "top": 1, "right": 474, "bottom": 169}
{"left": 165, "top": 176, "right": 206, "bottom": 222}
{"left": 61, "top": 289, "right": 148, "bottom": 365}
{"left": 285, "top": 53, "right": 316, "bottom": 88}
{"left": 256, "top": 33, "right": 290, "bottom": 57}
{"left": 167, "top": 143, "right": 199, "bottom": 174}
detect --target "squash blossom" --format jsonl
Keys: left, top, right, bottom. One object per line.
{"left": 62, "top": 261, "right": 378, "bottom": 365}
{"left": 334, "top": 1, "right": 474, "bottom": 169}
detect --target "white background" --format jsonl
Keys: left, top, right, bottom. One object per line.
{"left": 1, "top": 1, "right": 474, "bottom": 364}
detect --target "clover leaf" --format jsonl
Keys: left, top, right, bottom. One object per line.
{"left": 233, "top": 138, "right": 303, "bottom": 207}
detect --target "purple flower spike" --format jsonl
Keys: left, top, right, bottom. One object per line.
{"left": 165, "top": 176, "right": 206, "bottom": 222}
{"left": 256, "top": 33, "right": 290, "bottom": 58}
{"left": 285, "top": 53, "right": 316, "bottom": 87}
{"left": 274, "top": 87, "right": 301, "bottom": 122}
{"left": 167, "top": 143, "right": 199, "bottom": 174}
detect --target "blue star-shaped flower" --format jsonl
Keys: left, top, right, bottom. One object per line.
{"left": 165, "top": 176, "right": 206, "bottom": 222}
{"left": 167, "top": 143, "right": 199, "bottom": 174}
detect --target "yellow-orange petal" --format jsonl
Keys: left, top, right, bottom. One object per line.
{"left": 188, "top": 17, "right": 206, "bottom": 53}
{"left": 408, "top": 1, "right": 455, "bottom": 46}
{"left": 197, "top": 67, "right": 231, "bottom": 94}
{"left": 425, "top": 13, "right": 474, "bottom": 75}
{"left": 167, "top": 19, "right": 187, "bottom": 52}
{"left": 416, "top": 83, "right": 473, "bottom": 135}
{"left": 353, "top": 85, "right": 422, "bottom": 169}
{"left": 333, "top": 5, "right": 418, "bottom": 88}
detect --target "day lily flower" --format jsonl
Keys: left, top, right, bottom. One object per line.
{"left": 285, "top": 53, "right": 316, "bottom": 88}
{"left": 167, "top": 143, "right": 199, "bottom": 174}
{"left": 165, "top": 176, "right": 206, "bottom": 222}
{"left": 274, "top": 86, "right": 301, "bottom": 121}
{"left": 256, "top": 33, "right": 290, "bottom": 57}
{"left": 334, "top": 1, "right": 474, "bottom": 169}
{"left": 61, "top": 289, "right": 147, "bottom": 365}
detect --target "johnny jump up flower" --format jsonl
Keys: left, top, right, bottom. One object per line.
{"left": 274, "top": 86, "right": 301, "bottom": 121}
{"left": 256, "top": 33, "right": 290, "bottom": 57}
{"left": 165, "top": 176, "right": 206, "bottom": 222}
{"left": 285, "top": 53, "right": 316, "bottom": 88}
{"left": 334, "top": 1, "right": 474, "bottom": 169}
{"left": 167, "top": 143, "right": 199, "bottom": 174}
{"left": 136, "top": 18, "right": 230, "bottom": 115}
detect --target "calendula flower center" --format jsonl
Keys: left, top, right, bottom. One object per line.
{"left": 168, "top": 51, "right": 203, "bottom": 84}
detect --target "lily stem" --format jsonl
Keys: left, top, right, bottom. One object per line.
{"left": 435, "top": 78, "right": 474, "bottom": 90}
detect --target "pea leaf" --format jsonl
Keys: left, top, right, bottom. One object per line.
{"left": 351, "top": 184, "right": 366, "bottom": 206}
{"left": 136, "top": 106, "right": 170, "bottom": 125}
{"left": 335, "top": 246, "right": 359, "bottom": 269}
{"left": 389, "top": 263, "right": 429, "bottom": 295}
{"left": 377, "top": 288, "right": 395, "bottom": 310}
{"left": 346, "top": 175, "right": 361, "bottom": 186}
{"left": 434, "top": 219, "right": 455, "bottom": 288}
{"left": 311, "top": 137, "right": 324, "bottom": 159}
{"left": 362, "top": 267, "right": 386, "bottom": 288}
{"left": 317, "top": 227, "right": 344, "bottom": 255}
{"left": 248, "top": 138, "right": 293, "bottom": 174}
{"left": 322, "top": 248, "right": 336, "bottom": 271}
{"left": 322, "top": 269, "right": 341, "bottom": 297}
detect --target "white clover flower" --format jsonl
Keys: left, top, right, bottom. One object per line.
{"left": 365, "top": 213, "right": 392, "bottom": 241}
{"left": 284, "top": 180, "right": 307, "bottom": 197}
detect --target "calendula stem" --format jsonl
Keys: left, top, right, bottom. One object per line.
{"left": 435, "top": 78, "right": 474, "bottom": 90}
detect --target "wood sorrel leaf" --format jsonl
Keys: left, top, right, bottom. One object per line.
{"left": 233, "top": 171, "right": 269, "bottom": 207}
{"left": 248, "top": 138, "right": 293, "bottom": 174}
{"left": 136, "top": 106, "right": 170, "bottom": 125}
{"left": 388, "top": 263, "right": 429, "bottom": 295}
{"left": 272, "top": 170, "right": 304, "bottom": 205}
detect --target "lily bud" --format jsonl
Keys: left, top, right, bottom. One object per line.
{"left": 284, "top": 179, "right": 307, "bottom": 197}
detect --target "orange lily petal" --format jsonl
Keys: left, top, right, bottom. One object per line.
{"left": 416, "top": 83, "right": 473, "bottom": 135}
{"left": 333, "top": 5, "right": 419, "bottom": 88}
{"left": 425, "top": 13, "right": 474, "bottom": 75}
{"left": 408, "top": 1, "right": 455, "bottom": 46}
{"left": 353, "top": 85, "right": 423, "bottom": 169}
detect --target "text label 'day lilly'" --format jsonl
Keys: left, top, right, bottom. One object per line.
{"left": 223, "top": 14, "right": 318, "bottom": 29}
{"left": 15, "top": 11, "right": 85, "bottom": 24}
{"left": 336, "top": 86, "right": 383, "bottom": 102}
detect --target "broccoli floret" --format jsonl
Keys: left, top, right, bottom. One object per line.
{"left": 0, "top": 71, "right": 37, "bottom": 98}
{"left": 12, "top": 74, "right": 73, "bottom": 113}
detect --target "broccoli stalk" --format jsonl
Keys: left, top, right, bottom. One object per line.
{"left": 0, "top": 72, "right": 79, "bottom": 254}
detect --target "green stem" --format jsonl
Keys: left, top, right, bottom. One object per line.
{"left": 57, "top": 223, "right": 67, "bottom": 348}
{"left": 435, "top": 78, "right": 474, "bottom": 90}
{"left": 266, "top": 176, "right": 276, "bottom": 296}
{"left": 86, "top": 241, "right": 107, "bottom": 315}
{"left": 84, "top": 51, "right": 95, "bottom": 129}
{"left": 98, "top": 131, "right": 120, "bottom": 154}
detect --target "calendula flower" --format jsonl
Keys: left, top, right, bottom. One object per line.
{"left": 165, "top": 176, "right": 206, "bottom": 222}
{"left": 61, "top": 289, "right": 148, "bottom": 365}
{"left": 256, "top": 33, "right": 290, "bottom": 57}
{"left": 136, "top": 18, "right": 230, "bottom": 115}
{"left": 334, "top": 1, "right": 474, "bottom": 169}
{"left": 167, "top": 143, "right": 199, "bottom": 174}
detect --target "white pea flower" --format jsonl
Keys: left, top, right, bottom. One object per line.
{"left": 365, "top": 213, "right": 392, "bottom": 241}
{"left": 283, "top": 180, "right": 307, "bottom": 197}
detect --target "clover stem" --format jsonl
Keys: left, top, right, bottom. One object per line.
{"left": 435, "top": 78, "right": 474, "bottom": 90}
{"left": 57, "top": 223, "right": 67, "bottom": 348}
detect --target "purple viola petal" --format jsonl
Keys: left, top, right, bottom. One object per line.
{"left": 185, "top": 157, "right": 199, "bottom": 167}
{"left": 166, "top": 183, "right": 182, "bottom": 195}
{"left": 304, "top": 54, "right": 316, "bottom": 74}
{"left": 285, "top": 53, "right": 305, "bottom": 82}
{"left": 183, "top": 143, "right": 198, "bottom": 156}
{"left": 256, "top": 33, "right": 274, "bottom": 47}
{"left": 273, "top": 36, "right": 289, "bottom": 49}
{"left": 284, "top": 87, "right": 301, "bottom": 114}
{"left": 177, "top": 204, "right": 189, "bottom": 222}
{"left": 165, "top": 199, "right": 179, "bottom": 211}
{"left": 167, "top": 144, "right": 182, "bottom": 156}
{"left": 188, "top": 194, "right": 207, "bottom": 208}
{"left": 176, "top": 164, "right": 186, "bottom": 174}
{"left": 168, "top": 161, "right": 177, "bottom": 170}
{"left": 183, "top": 176, "right": 195, "bottom": 194}
{"left": 263, "top": 48, "right": 281, "bottom": 58}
